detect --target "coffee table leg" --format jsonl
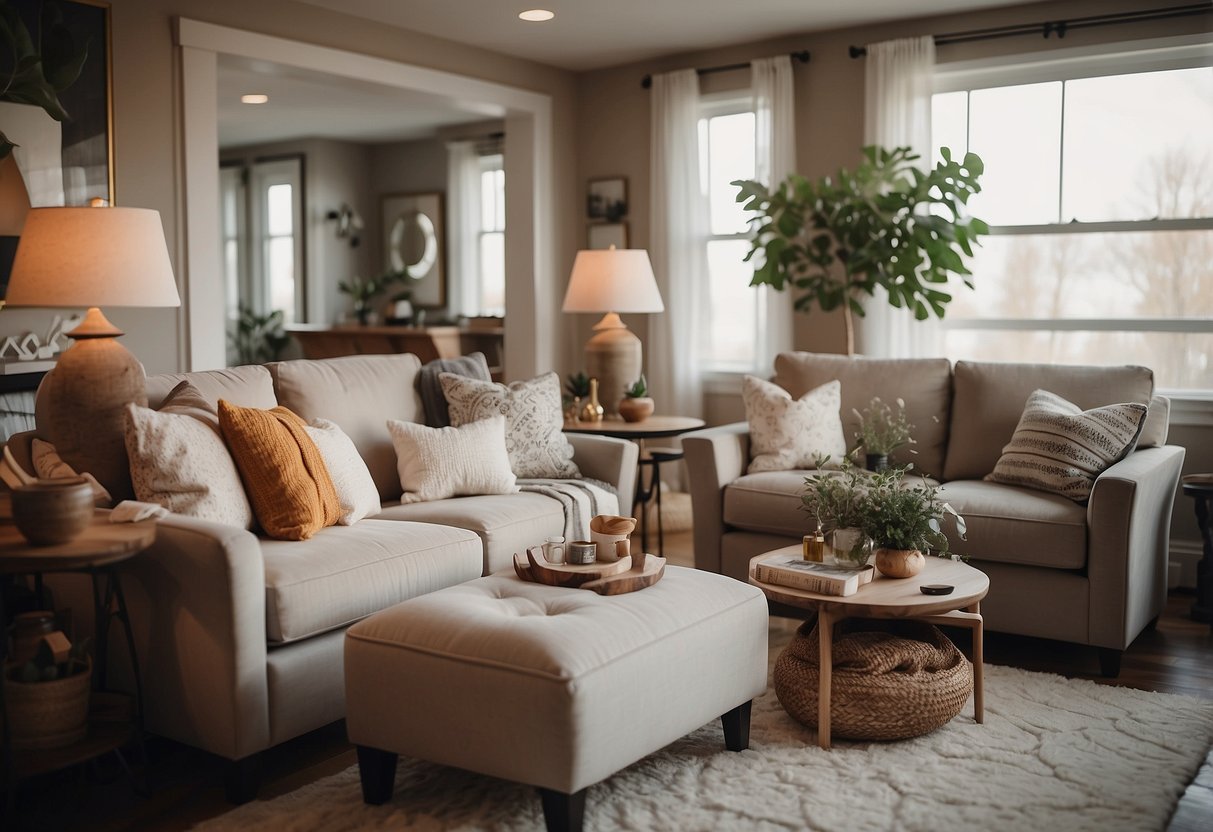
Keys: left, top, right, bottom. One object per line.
{"left": 968, "top": 603, "right": 984, "bottom": 724}
{"left": 818, "top": 609, "right": 832, "bottom": 750}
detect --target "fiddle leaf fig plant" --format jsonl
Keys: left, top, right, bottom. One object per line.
{"left": 733, "top": 145, "right": 989, "bottom": 354}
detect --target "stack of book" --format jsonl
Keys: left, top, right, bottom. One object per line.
{"left": 752, "top": 554, "right": 875, "bottom": 596}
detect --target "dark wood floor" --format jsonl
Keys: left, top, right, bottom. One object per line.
{"left": 7, "top": 529, "right": 1213, "bottom": 831}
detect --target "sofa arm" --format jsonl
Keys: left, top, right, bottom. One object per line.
{"left": 114, "top": 514, "right": 270, "bottom": 760}
{"left": 682, "top": 423, "right": 751, "bottom": 574}
{"left": 567, "top": 433, "right": 639, "bottom": 506}
{"left": 1086, "top": 445, "right": 1186, "bottom": 650}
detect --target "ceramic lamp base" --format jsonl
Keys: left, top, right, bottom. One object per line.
{"left": 585, "top": 312, "right": 641, "bottom": 418}
{"left": 34, "top": 309, "right": 145, "bottom": 501}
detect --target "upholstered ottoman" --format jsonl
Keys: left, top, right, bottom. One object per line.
{"left": 344, "top": 565, "right": 768, "bottom": 832}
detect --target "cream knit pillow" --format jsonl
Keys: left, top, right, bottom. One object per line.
{"left": 439, "top": 371, "right": 578, "bottom": 479}
{"left": 387, "top": 415, "right": 519, "bottom": 504}
{"left": 305, "top": 418, "right": 381, "bottom": 525}
{"left": 743, "top": 375, "right": 847, "bottom": 473}
{"left": 986, "top": 389, "right": 1147, "bottom": 502}
{"left": 124, "top": 403, "right": 254, "bottom": 528}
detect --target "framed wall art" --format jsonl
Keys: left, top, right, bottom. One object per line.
{"left": 382, "top": 191, "right": 446, "bottom": 308}
{"left": 587, "top": 222, "right": 628, "bottom": 250}
{"left": 586, "top": 177, "right": 627, "bottom": 222}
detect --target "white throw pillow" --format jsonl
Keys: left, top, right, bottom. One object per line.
{"left": 439, "top": 371, "right": 578, "bottom": 479}
{"left": 986, "top": 389, "right": 1147, "bottom": 502}
{"left": 305, "top": 418, "right": 381, "bottom": 525}
{"left": 124, "top": 403, "right": 254, "bottom": 528}
{"left": 387, "top": 415, "right": 519, "bottom": 504}
{"left": 743, "top": 375, "right": 847, "bottom": 473}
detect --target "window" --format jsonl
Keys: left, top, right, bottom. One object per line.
{"left": 699, "top": 100, "right": 759, "bottom": 371}
{"left": 932, "top": 46, "right": 1213, "bottom": 392}
{"left": 477, "top": 154, "right": 505, "bottom": 317}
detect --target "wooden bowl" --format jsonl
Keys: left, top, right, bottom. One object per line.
{"left": 12, "top": 477, "right": 95, "bottom": 546}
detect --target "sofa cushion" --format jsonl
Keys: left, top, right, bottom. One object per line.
{"left": 986, "top": 390, "right": 1147, "bottom": 502}
{"left": 386, "top": 416, "right": 518, "bottom": 504}
{"left": 944, "top": 361, "right": 1153, "bottom": 482}
{"left": 376, "top": 493, "right": 566, "bottom": 575}
{"left": 268, "top": 355, "right": 425, "bottom": 502}
{"left": 417, "top": 352, "right": 491, "bottom": 428}
{"left": 743, "top": 376, "right": 846, "bottom": 473}
{"left": 304, "top": 419, "right": 381, "bottom": 525}
{"left": 724, "top": 470, "right": 938, "bottom": 539}
{"left": 261, "top": 519, "right": 483, "bottom": 643}
{"left": 773, "top": 352, "right": 952, "bottom": 478}
{"left": 146, "top": 364, "right": 277, "bottom": 411}
{"left": 936, "top": 480, "right": 1087, "bottom": 570}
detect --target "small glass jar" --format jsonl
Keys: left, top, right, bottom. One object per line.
{"left": 802, "top": 525, "right": 826, "bottom": 562}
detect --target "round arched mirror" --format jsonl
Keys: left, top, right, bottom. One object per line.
{"left": 388, "top": 210, "right": 438, "bottom": 279}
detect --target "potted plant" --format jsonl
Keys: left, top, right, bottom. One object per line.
{"left": 338, "top": 270, "right": 406, "bottom": 325}
{"left": 853, "top": 397, "right": 915, "bottom": 472}
{"left": 3, "top": 635, "right": 93, "bottom": 749}
{"left": 733, "top": 145, "right": 988, "bottom": 354}
{"left": 618, "top": 374, "right": 654, "bottom": 423}
{"left": 801, "top": 456, "right": 873, "bottom": 568}
{"left": 229, "top": 305, "right": 291, "bottom": 365}
{"left": 858, "top": 466, "right": 967, "bottom": 578}
{"left": 563, "top": 371, "right": 591, "bottom": 421}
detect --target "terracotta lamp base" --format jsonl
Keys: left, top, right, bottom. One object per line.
{"left": 34, "top": 307, "right": 145, "bottom": 501}
{"left": 585, "top": 312, "right": 642, "bottom": 418}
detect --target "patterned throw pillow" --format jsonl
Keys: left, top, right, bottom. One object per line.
{"left": 124, "top": 403, "right": 254, "bottom": 529}
{"left": 985, "top": 389, "right": 1147, "bottom": 502}
{"left": 743, "top": 375, "right": 847, "bottom": 473}
{"left": 439, "top": 371, "right": 579, "bottom": 479}
{"left": 305, "top": 418, "right": 381, "bottom": 525}
{"left": 218, "top": 401, "right": 342, "bottom": 540}
{"left": 387, "top": 415, "right": 519, "bottom": 504}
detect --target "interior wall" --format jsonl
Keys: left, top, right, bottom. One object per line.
{"left": 0, "top": 0, "right": 578, "bottom": 375}
{"left": 221, "top": 137, "right": 376, "bottom": 328}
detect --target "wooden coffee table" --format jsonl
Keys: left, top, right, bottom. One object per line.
{"left": 749, "top": 547, "right": 990, "bottom": 749}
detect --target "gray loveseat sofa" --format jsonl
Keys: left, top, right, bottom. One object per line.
{"left": 8, "top": 353, "right": 637, "bottom": 800}
{"left": 683, "top": 352, "right": 1185, "bottom": 677}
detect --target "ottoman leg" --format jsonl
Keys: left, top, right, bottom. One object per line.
{"left": 356, "top": 746, "right": 398, "bottom": 805}
{"left": 721, "top": 700, "right": 753, "bottom": 752}
{"left": 537, "top": 787, "right": 587, "bottom": 832}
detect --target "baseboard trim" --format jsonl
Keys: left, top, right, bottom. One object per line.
{"left": 1170, "top": 539, "right": 1203, "bottom": 589}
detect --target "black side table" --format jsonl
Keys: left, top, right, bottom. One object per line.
{"left": 1183, "top": 477, "right": 1213, "bottom": 630}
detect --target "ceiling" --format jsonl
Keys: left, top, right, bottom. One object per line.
{"left": 295, "top": 0, "right": 1022, "bottom": 72}
{"left": 218, "top": 55, "right": 501, "bottom": 148}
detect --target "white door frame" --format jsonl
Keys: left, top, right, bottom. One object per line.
{"left": 174, "top": 18, "right": 555, "bottom": 378}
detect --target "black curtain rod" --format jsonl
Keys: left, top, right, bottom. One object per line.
{"left": 848, "top": 2, "right": 1211, "bottom": 58}
{"left": 641, "top": 50, "right": 810, "bottom": 89}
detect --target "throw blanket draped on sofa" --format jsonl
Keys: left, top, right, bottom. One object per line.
{"left": 518, "top": 478, "right": 619, "bottom": 543}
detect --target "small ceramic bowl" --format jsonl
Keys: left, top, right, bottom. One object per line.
{"left": 12, "top": 477, "right": 94, "bottom": 546}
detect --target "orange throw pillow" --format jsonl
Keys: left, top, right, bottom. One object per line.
{"left": 217, "top": 401, "right": 341, "bottom": 540}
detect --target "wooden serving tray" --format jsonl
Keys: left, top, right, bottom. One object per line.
{"left": 513, "top": 547, "right": 666, "bottom": 595}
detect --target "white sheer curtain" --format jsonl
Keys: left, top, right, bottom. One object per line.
{"left": 752, "top": 55, "right": 796, "bottom": 369}
{"left": 445, "top": 140, "right": 481, "bottom": 318}
{"left": 649, "top": 69, "right": 708, "bottom": 418}
{"left": 857, "top": 35, "right": 939, "bottom": 358}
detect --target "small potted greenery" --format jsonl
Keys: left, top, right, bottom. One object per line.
{"left": 338, "top": 270, "right": 406, "bottom": 325}
{"left": 3, "top": 635, "right": 93, "bottom": 749}
{"left": 801, "top": 456, "right": 873, "bottom": 568}
{"left": 853, "top": 397, "right": 915, "bottom": 472}
{"left": 229, "top": 305, "right": 291, "bottom": 365}
{"left": 563, "top": 371, "right": 591, "bottom": 421}
{"left": 858, "top": 466, "right": 966, "bottom": 578}
{"left": 618, "top": 374, "right": 654, "bottom": 423}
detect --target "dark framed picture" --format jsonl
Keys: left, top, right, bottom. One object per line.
{"left": 2, "top": 0, "right": 114, "bottom": 208}
{"left": 382, "top": 191, "right": 446, "bottom": 308}
{"left": 587, "top": 222, "right": 628, "bottom": 250}
{"left": 587, "top": 177, "right": 627, "bottom": 222}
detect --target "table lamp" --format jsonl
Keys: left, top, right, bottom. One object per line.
{"left": 5, "top": 205, "right": 181, "bottom": 499}
{"left": 561, "top": 246, "right": 664, "bottom": 417}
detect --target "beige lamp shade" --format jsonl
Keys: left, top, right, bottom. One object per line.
{"left": 6, "top": 205, "right": 180, "bottom": 503}
{"left": 562, "top": 247, "right": 664, "bottom": 418}
{"left": 6, "top": 206, "right": 181, "bottom": 308}
{"left": 561, "top": 247, "right": 664, "bottom": 314}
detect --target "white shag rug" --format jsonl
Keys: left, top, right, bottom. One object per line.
{"left": 197, "top": 662, "right": 1213, "bottom": 832}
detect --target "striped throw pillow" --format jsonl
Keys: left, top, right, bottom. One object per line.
{"left": 985, "top": 389, "right": 1147, "bottom": 502}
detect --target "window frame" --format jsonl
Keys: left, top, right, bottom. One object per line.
{"left": 474, "top": 152, "right": 505, "bottom": 318}
{"left": 932, "top": 34, "right": 1213, "bottom": 399}
{"left": 697, "top": 92, "right": 767, "bottom": 380}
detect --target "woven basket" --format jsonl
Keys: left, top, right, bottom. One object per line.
{"left": 774, "top": 620, "right": 971, "bottom": 741}
{"left": 3, "top": 658, "right": 92, "bottom": 750}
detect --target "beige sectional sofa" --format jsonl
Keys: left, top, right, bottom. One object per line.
{"left": 9, "top": 353, "right": 637, "bottom": 800}
{"left": 684, "top": 352, "right": 1185, "bottom": 678}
